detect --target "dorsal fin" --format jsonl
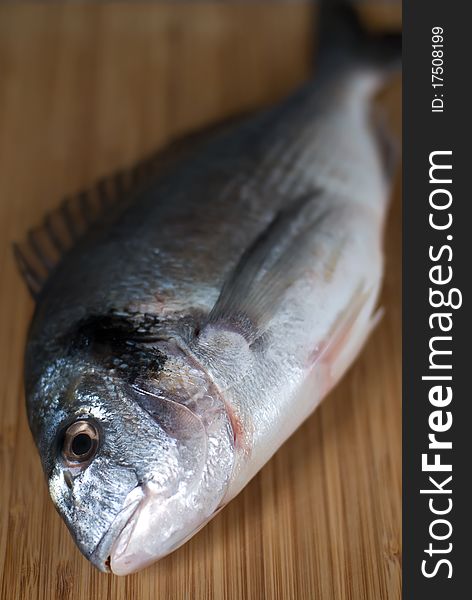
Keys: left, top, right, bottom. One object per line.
{"left": 13, "top": 114, "right": 249, "bottom": 299}
{"left": 13, "top": 163, "right": 151, "bottom": 298}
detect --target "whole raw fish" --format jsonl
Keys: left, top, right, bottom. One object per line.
{"left": 15, "top": 4, "right": 400, "bottom": 574}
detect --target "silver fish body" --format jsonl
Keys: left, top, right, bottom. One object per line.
{"left": 18, "top": 6, "right": 399, "bottom": 575}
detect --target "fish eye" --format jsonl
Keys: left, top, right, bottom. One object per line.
{"left": 62, "top": 420, "right": 99, "bottom": 466}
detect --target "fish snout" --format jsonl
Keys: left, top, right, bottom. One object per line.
{"left": 89, "top": 488, "right": 144, "bottom": 573}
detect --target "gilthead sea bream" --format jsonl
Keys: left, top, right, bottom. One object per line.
{"left": 15, "top": 4, "right": 400, "bottom": 574}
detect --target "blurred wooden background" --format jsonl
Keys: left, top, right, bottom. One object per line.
{"left": 0, "top": 3, "right": 401, "bottom": 599}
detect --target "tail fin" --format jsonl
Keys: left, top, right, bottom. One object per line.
{"left": 315, "top": 1, "right": 401, "bottom": 75}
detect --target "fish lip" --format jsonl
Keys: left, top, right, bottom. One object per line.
{"left": 89, "top": 493, "right": 142, "bottom": 573}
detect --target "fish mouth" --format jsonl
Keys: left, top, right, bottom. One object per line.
{"left": 89, "top": 487, "right": 144, "bottom": 573}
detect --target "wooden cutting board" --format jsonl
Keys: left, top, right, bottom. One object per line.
{"left": 0, "top": 3, "right": 401, "bottom": 599}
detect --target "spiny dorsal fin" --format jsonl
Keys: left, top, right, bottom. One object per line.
{"left": 13, "top": 114, "right": 249, "bottom": 299}
{"left": 13, "top": 163, "right": 152, "bottom": 299}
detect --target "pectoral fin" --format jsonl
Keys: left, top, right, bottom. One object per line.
{"left": 207, "top": 190, "right": 329, "bottom": 344}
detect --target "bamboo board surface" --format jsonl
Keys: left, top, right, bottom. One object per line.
{"left": 0, "top": 3, "right": 401, "bottom": 599}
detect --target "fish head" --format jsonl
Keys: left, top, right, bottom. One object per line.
{"left": 25, "top": 337, "right": 235, "bottom": 575}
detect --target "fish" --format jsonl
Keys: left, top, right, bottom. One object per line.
{"left": 14, "top": 2, "right": 400, "bottom": 575}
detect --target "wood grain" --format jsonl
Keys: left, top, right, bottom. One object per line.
{"left": 0, "top": 3, "right": 401, "bottom": 599}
